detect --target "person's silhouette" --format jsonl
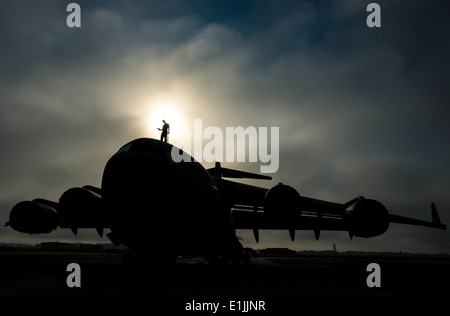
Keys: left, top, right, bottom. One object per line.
{"left": 158, "top": 120, "right": 170, "bottom": 142}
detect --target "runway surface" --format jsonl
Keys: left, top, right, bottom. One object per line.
{"left": 0, "top": 251, "right": 448, "bottom": 299}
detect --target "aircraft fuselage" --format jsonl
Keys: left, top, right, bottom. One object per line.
{"left": 101, "top": 138, "right": 242, "bottom": 258}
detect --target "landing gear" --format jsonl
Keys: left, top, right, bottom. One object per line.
{"left": 203, "top": 248, "right": 257, "bottom": 266}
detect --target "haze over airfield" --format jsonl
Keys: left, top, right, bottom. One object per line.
{"left": 1, "top": 0, "right": 449, "bottom": 253}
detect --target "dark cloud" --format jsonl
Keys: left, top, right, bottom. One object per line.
{"left": 0, "top": 0, "right": 448, "bottom": 253}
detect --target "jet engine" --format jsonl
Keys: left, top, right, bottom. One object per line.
{"left": 8, "top": 200, "right": 59, "bottom": 234}
{"left": 344, "top": 197, "right": 390, "bottom": 238}
{"left": 264, "top": 183, "right": 302, "bottom": 217}
{"left": 263, "top": 183, "right": 302, "bottom": 241}
{"left": 58, "top": 186, "right": 104, "bottom": 228}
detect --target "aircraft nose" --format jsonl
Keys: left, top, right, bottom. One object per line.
{"left": 102, "top": 147, "right": 194, "bottom": 249}
{"left": 102, "top": 151, "right": 171, "bottom": 204}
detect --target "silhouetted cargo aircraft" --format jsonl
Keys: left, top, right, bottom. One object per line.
{"left": 6, "top": 138, "right": 446, "bottom": 262}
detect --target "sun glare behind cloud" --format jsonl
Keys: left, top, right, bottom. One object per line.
{"left": 147, "top": 99, "right": 187, "bottom": 143}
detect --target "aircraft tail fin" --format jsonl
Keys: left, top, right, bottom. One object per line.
{"left": 207, "top": 162, "right": 272, "bottom": 180}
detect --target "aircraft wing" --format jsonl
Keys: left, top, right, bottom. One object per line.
{"left": 387, "top": 202, "right": 446, "bottom": 229}
{"left": 217, "top": 177, "right": 446, "bottom": 242}
{"left": 5, "top": 185, "right": 109, "bottom": 237}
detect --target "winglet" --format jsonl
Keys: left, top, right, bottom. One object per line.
{"left": 431, "top": 202, "right": 442, "bottom": 225}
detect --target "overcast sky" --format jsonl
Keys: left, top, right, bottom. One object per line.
{"left": 1, "top": 0, "right": 449, "bottom": 253}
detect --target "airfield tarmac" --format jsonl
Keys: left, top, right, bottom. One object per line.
{"left": 0, "top": 251, "right": 448, "bottom": 299}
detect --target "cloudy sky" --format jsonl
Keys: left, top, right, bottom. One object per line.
{"left": 1, "top": 0, "right": 449, "bottom": 253}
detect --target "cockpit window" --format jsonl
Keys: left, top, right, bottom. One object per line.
{"left": 116, "top": 139, "right": 172, "bottom": 160}
{"left": 117, "top": 143, "right": 132, "bottom": 154}
{"left": 129, "top": 139, "right": 159, "bottom": 153}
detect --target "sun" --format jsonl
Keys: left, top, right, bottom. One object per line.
{"left": 147, "top": 101, "right": 186, "bottom": 143}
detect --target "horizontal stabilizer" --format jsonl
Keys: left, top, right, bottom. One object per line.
{"left": 207, "top": 162, "right": 272, "bottom": 180}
